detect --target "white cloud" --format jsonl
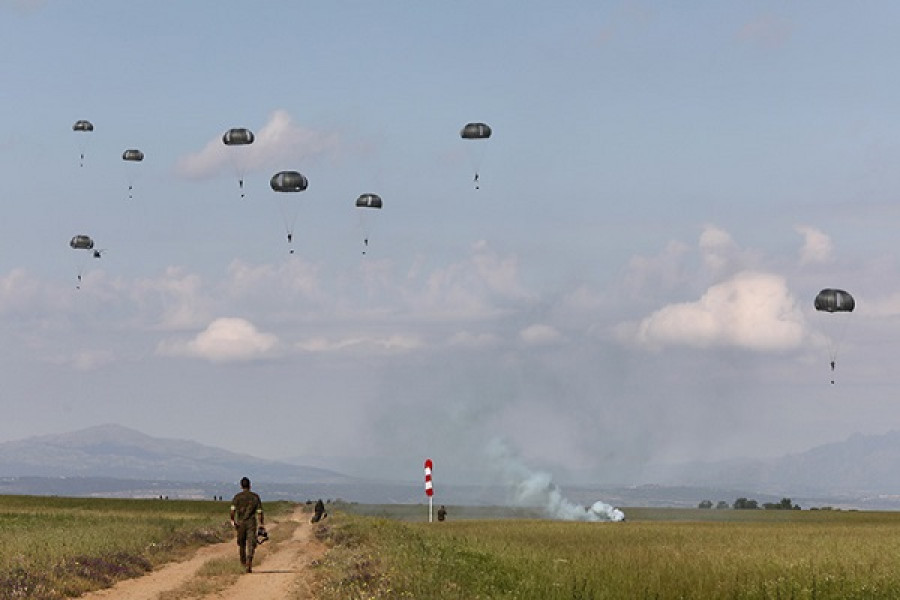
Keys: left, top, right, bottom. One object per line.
{"left": 157, "top": 317, "right": 279, "bottom": 362}
{"left": 795, "top": 225, "right": 833, "bottom": 265}
{"left": 447, "top": 331, "right": 502, "bottom": 348}
{"left": 404, "top": 242, "right": 531, "bottom": 320}
{"left": 296, "top": 334, "right": 423, "bottom": 353}
{"left": 623, "top": 240, "right": 690, "bottom": 297}
{"left": 1, "top": 0, "right": 47, "bottom": 13}
{"left": 699, "top": 224, "right": 740, "bottom": 274}
{"left": 519, "top": 324, "right": 564, "bottom": 346}
{"left": 69, "top": 349, "right": 116, "bottom": 371}
{"left": 630, "top": 271, "right": 806, "bottom": 351}
{"left": 131, "top": 267, "right": 211, "bottom": 330}
{"left": 737, "top": 14, "right": 792, "bottom": 48}
{"left": 174, "top": 109, "right": 343, "bottom": 180}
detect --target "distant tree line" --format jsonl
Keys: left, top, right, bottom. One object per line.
{"left": 698, "top": 497, "right": 800, "bottom": 510}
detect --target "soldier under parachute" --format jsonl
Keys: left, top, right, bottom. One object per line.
{"left": 223, "top": 128, "right": 255, "bottom": 198}
{"left": 814, "top": 288, "right": 855, "bottom": 384}
{"left": 69, "top": 234, "right": 95, "bottom": 290}
{"left": 460, "top": 122, "right": 492, "bottom": 189}
{"left": 270, "top": 170, "right": 308, "bottom": 253}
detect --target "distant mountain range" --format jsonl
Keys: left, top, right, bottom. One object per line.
{"left": 0, "top": 423, "right": 352, "bottom": 485}
{"left": 3, "top": 424, "right": 900, "bottom": 509}
{"left": 645, "top": 431, "right": 900, "bottom": 498}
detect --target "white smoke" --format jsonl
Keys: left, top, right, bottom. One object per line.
{"left": 487, "top": 439, "right": 625, "bottom": 522}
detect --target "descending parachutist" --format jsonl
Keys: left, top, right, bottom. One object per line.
{"left": 287, "top": 233, "right": 292, "bottom": 244}
{"left": 80, "top": 153, "right": 85, "bottom": 168}
{"left": 239, "top": 178, "right": 245, "bottom": 199}
{"left": 830, "top": 360, "right": 835, "bottom": 372}
{"left": 474, "top": 172, "right": 480, "bottom": 190}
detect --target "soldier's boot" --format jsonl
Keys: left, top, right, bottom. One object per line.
{"left": 246, "top": 558, "right": 253, "bottom": 573}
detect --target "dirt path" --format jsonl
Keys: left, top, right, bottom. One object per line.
{"left": 76, "top": 506, "right": 326, "bottom": 600}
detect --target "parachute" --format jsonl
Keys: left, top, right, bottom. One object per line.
{"left": 270, "top": 171, "right": 308, "bottom": 193}
{"left": 460, "top": 122, "right": 492, "bottom": 140}
{"left": 69, "top": 234, "right": 96, "bottom": 289}
{"left": 69, "top": 235, "right": 94, "bottom": 250}
{"left": 122, "top": 149, "right": 144, "bottom": 162}
{"left": 222, "top": 128, "right": 255, "bottom": 198}
{"left": 270, "top": 171, "right": 309, "bottom": 253}
{"left": 814, "top": 289, "right": 855, "bottom": 313}
{"left": 355, "top": 193, "right": 382, "bottom": 254}
{"left": 72, "top": 120, "right": 94, "bottom": 167}
{"left": 122, "top": 149, "right": 144, "bottom": 199}
{"left": 814, "top": 288, "right": 855, "bottom": 384}
{"left": 460, "top": 122, "right": 492, "bottom": 189}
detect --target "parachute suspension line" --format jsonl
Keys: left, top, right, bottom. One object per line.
{"left": 278, "top": 201, "right": 298, "bottom": 254}
{"left": 827, "top": 316, "right": 852, "bottom": 385}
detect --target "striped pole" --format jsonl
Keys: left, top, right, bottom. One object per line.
{"left": 424, "top": 458, "right": 434, "bottom": 522}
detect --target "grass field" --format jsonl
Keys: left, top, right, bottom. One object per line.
{"left": 315, "top": 506, "right": 900, "bottom": 599}
{"left": 0, "top": 494, "right": 292, "bottom": 599}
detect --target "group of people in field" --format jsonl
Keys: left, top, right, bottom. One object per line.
{"left": 228, "top": 477, "right": 450, "bottom": 574}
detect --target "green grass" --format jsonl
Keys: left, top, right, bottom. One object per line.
{"left": 314, "top": 507, "right": 900, "bottom": 599}
{"left": 0, "top": 495, "right": 293, "bottom": 599}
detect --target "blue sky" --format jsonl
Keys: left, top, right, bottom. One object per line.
{"left": 3, "top": 1, "right": 900, "bottom": 486}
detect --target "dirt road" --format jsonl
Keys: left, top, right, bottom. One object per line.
{"left": 76, "top": 505, "right": 326, "bottom": 600}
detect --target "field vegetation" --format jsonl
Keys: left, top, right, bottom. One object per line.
{"left": 315, "top": 506, "right": 900, "bottom": 599}
{"left": 0, "top": 494, "right": 292, "bottom": 599}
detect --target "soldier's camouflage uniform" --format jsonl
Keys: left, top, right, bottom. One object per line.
{"left": 231, "top": 489, "right": 263, "bottom": 565}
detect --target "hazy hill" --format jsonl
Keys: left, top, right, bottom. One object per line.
{"left": 649, "top": 430, "right": 900, "bottom": 496}
{"left": 0, "top": 423, "right": 353, "bottom": 484}
{"left": 4, "top": 425, "right": 900, "bottom": 508}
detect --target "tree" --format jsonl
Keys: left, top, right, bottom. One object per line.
{"left": 698, "top": 500, "right": 713, "bottom": 509}
{"left": 733, "top": 497, "right": 759, "bottom": 510}
{"left": 716, "top": 501, "right": 729, "bottom": 510}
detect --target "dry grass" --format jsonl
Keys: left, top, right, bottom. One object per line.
{"left": 0, "top": 495, "right": 293, "bottom": 599}
{"left": 314, "top": 508, "right": 900, "bottom": 599}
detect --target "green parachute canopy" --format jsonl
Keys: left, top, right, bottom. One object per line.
{"left": 460, "top": 122, "right": 492, "bottom": 139}
{"left": 355, "top": 193, "right": 382, "bottom": 209}
{"left": 814, "top": 289, "right": 855, "bottom": 313}
{"left": 222, "top": 128, "right": 255, "bottom": 145}
{"left": 122, "top": 149, "right": 144, "bottom": 162}
{"left": 69, "top": 235, "right": 94, "bottom": 250}
{"left": 270, "top": 171, "right": 308, "bottom": 192}
{"left": 72, "top": 120, "right": 94, "bottom": 132}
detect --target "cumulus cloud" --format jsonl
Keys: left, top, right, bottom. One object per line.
{"left": 296, "top": 334, "right": 423, "bottom": 353}
{"left": 699, "top": 224, "right": 741, "bottom": 274}
{"left": 175, "top": 109, "right": 343, "bottom": 180}
{"left": 795, "top": 225, "right": 833, "bottom": 265}
{"left": 737, "top": 14, "right": 792, "bottom": 48}
{"left": 404, "top": 241, "right": 531, "bottom": 320}
{"left": 1, "top": 0, "right": 47, "bottom": 13}
{"left": 623, "top": 240, "right": 690, "bottom": 297}
{"left": 157, "top": 317, "right": 279, "bottom": 362}
{"left": 629, "top": 271, "right": 806, "bottom": 351}
{"left": 130, "top": 267, "right": 211, "bottom": 330}
{"left": 447, "top": 331, "right": 502, "bottom": 348}
{"left": 519, "top": 324, "right": 564, "bottom": 346}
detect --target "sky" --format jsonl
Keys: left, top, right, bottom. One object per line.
{"left": 3, "top": 1, "right": 900, "bottom": 487}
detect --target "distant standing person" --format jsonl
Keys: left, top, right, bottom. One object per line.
{"left": 311, "top": 498, "right": 328, "bottom": 523}
{"left": 230, "top": 477, "right": 264, "bottom": 573}
{"left": 437, "top": 505, "right": 447, "bottom": 521}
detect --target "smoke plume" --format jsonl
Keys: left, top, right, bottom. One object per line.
{"left": 487, "top": 439, "right": 625, "bottom": 522}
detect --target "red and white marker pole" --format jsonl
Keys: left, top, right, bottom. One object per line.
{"left": 424, "top": 458, "right": 434, "bottom": 522}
